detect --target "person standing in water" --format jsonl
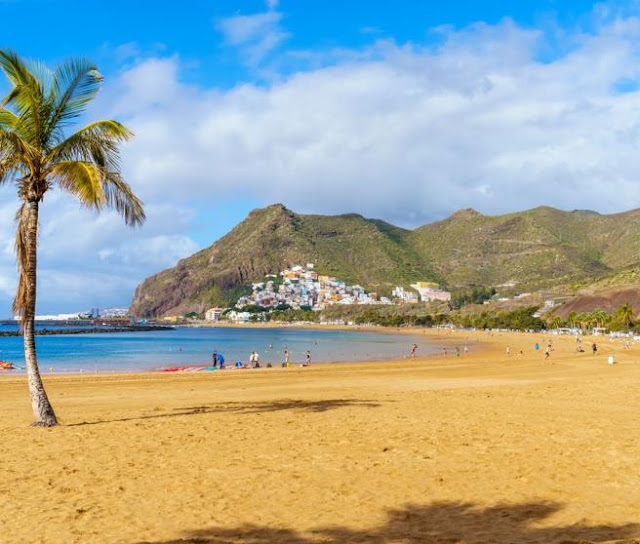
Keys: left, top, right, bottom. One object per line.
{"left": 305, "top": 351, "right": 311, "bottom": 366}
{"left": 411, "top": 344, "right": 417, "bottom": 359}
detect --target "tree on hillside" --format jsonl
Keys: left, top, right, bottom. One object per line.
{"left": 613, "top": 303, "right": 635, "bottom": 330}
{"left": 547, "top": 314, "right": 564, "bottom": 330}
{"left": 0, "top": 51, "right": 145, "bottom": 426}
{"left": 590, "top": 308, "right": 609, "bottom": 330}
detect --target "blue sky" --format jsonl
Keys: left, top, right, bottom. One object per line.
{"left": 2, "top": 0, "right": 640, "bottom": 314}
{"left": 0, "top": 1, "right": 615, "bottom": 86}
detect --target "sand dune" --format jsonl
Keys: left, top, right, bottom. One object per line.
{"left": 2, "top": 329, "right": 640, "bottom": 543}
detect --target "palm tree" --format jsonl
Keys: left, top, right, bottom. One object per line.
{"left": 615, "top": 303, "right": 635, "bottom": 330}
{"left": 590, "top": 308, "right": 609, "bottom": 330}
{"left": 547, "top": 314, "right": 564, "bottom": 330}
{"left": 0, "top": 51, "right": 145, "bottom": 426}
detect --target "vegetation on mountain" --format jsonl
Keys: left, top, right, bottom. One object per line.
{"left": 319, "top": 303, "right": 545, "bottom": 331}
{"left": 131, "top": 204, "right": 640, "bottom": 318}
{"left": 550, "top": 304, "right": 638, "bottom": 332}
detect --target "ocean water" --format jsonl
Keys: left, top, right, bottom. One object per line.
{"left": 0, "top": 325, "right": 437, "bottom": 373}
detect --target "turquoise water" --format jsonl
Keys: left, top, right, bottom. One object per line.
{"left": 0, "top": 325, "right": 436, "bottom": 373}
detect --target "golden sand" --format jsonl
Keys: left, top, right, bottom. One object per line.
{"left": 2, "top": 329, "right": 640, "bottom": 543}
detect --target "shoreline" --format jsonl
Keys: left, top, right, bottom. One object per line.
{"left": 0, "top": 326, "right": 620, "bottom": 378}
{"left": 0, "top": 326, "right": 484, "bottom": 378}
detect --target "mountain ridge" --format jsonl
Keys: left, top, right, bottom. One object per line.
{"left": 130, "top": 204, "right": 640, "bottom": 317}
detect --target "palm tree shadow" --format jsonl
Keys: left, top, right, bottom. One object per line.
{"left": 68, "top": 399, "right": 381, "bottom": 427}
{"left": 137, "top": 501, "right": 640, "bottom": 543}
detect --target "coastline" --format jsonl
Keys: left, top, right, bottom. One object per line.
{"left": 0, "top": 325, "right": 482, "bottom": 377}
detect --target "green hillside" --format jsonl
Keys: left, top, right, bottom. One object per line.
{"left": 130, "top": 204, "right": 640, "bottom": 317}
{"left": 130, "top": 204, "right": 438, "bottom": 316}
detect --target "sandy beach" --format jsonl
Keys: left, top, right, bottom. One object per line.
{"left": 2, "top": 329, "right": 640, "bottom": 543}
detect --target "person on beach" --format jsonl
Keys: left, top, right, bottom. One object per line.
{"left": 506, "top": 346, "right": 511, "bottom": 356}
{"left": 534, "top": 343, "right": 539, "bottom": 351}
{"left": 253, "top": 351, "right": 260, "bottom": 368}
{"left": 305, "top": 351, "right": 311, "bottom": 366}
{"left": 249, "top": 351, "right": 256, "bottom": 366}
{"left": 411, "top": 344, "right": 417, "bottom": 359}
{"left": 545, "top": 346, "right": 550, "bottom": 360}
{"left": 592, "top": 343, "right": 598, "bottom": 354}
{"left": 212, "top": 351, "right": 218, "bottom": 367}
{"left": 218, "top": 353, "right": 225, "bottom": 369}
{"left": 442, "top": 347, "right": 447, "bottom": 358}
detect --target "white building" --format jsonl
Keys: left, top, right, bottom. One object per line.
{"left": 227, "top": 311, "right": 251, "bottom": 323}
{"left": 410, "top": 282, "right": 452, "bottom": 302}
{"left": 205, "top": 308, "right": 225, "bottom": 322}
{"left": 392, "top": 286, "right": 419, "bottom": 303}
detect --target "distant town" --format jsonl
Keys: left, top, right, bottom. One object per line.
{"left": 205, "top": 263, "right": 451, "bottom": 324}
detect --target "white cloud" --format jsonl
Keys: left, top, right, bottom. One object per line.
{"left": 111, "top": 16, "right": 640, "bottom": 231}
{"left": 216, "top": 7, "right": 289, "bottom": 67}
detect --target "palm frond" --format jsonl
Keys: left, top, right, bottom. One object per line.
{"left": 0, "top": 50, "right": 42, "bottom": 103}
{"left": 12, "top": 202, "right": 29, "bottom": 316}
{"left": 0, "top": 126, "right": 36, "bottom": 179}
{"left": 0, "top": 107, "right": 20, "bottom": 129}
{"left": 49, "top": 58, "right": 102, "bottom": 129}
{"left": 51, "top": 161, "right": 145, "bottom": 226}
{"left": 102, "top": 172, "right": 146, "bottom": 227}
{"left": 50, "top": 161, "right": 106, "bottom": 209}
{"left": 47, "top": 120, "right": 133, "bottom": 168}
{"left": 0, "top": 49, "right": 47, "bottom": 147}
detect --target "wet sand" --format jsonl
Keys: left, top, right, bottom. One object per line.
{"left": 2, "top": 329, "right": 640, "bottom": 543}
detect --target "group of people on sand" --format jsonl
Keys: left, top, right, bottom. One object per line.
{"left": 439, "top": 345, "right": 467, "bottom": 358}
{"left": 209, "top": 346, "right": 312, "bottom": 369}
{"left": 514, "top": 337, "right": 602, "bottom": 361}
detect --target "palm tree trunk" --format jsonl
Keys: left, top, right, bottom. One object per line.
{"left": 23, "top": 200, "right": 58, "bottom": 427}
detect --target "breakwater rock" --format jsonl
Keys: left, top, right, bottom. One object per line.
{"left": 0, "top": 326, "right": 173, "bottom": 337}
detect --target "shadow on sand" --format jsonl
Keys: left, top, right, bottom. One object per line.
{"left": 137, "top": 501, "right": 640, "bottom": 544}
{"left": 68, "top": 399, "right": 381, "bottom": 427}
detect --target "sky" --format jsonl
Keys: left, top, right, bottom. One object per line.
{"left": 2, "top": 0, "right": 640, "bottom": 314}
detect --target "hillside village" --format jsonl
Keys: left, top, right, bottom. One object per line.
{"left": 205, "top": 264, "right": 451, "bottom": 323}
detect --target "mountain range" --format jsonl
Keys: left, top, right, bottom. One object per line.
{"left": 129, "top": 204, "right": 640, "bottom": 317}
